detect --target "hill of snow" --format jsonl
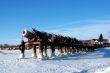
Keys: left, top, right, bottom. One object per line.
{"left": 0, "top": 47, "right": 110, "bottom": 73}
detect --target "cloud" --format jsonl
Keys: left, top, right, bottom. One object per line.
{"left": 62, "top": 24, "right": 110, "bottom": 40}
{"left": 44, "top": 19, "right": 110, "bottom": 30}
{"left": 44, "top": 19, "right": 110, "bottom": 40}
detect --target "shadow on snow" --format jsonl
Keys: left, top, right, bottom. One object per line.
{"left": 51, "top": 47, "right": 110, "bottom": 61}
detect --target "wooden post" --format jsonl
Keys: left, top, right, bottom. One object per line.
{"left": 76, "top": 48, "right": 79, "bottom": 53}
{"left": 69, "top": 47, "right": 73, "bottom": 54}
{"left": 85, "top": 47, "right": 88, "bottom": 52}
{"left": 37, "top": 42, "right": 43, "bottom": 60}
{"left": 32, "top": 44, "right": 37, "bottom": 59}
{"left": 83, "top": 47, "right": 85, "bottom": 52}
{"left": 66, "top": 47, "right": 69, "bottom": 55}
{"left": 19, "top": 41, "right": 25, "bottom": 59}
{"left": 64, "top": 47, "right": 67, "bottom": 55}
{"left": 19, "top": 51, "right": 25, "bottom": 59}
{"left": 58, "top": 46, "right": 62, "bottom": 56}
{"left": 68, "top": 47, "right": 71, "bottom": 54}
{"left": 78, "top": 47, "right": 81, "bottom": 53}
{"left": 87, "top": 46, "right": 90, "bottom": 51}
{"left": 81, "top": 47, "right": 85, "bottom": 53}
{"left": 43, "top": 45, "right": 47, "bottom": 57}
{"left": 70, "top": 47, "right": 73, "bottom": 54}
{"left": 72, "top": 47, "right": 75, "bottom": 53}
{"left": 50, "top": 46, "right": 55, "bottom": 57}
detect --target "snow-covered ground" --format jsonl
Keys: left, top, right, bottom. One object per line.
{"left": 0, "top": 47, "right": 110, "bottom": 73}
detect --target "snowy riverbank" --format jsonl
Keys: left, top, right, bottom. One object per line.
{"left": 0, "top": 47, "right": 110, "bottom": 73}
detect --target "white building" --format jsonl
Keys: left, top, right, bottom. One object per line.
{"left": 108, "top": 38, "right": 110, "bottom": 44}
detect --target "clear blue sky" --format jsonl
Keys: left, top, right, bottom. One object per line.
{"left": 0, "top": 0, "right": 110, "bottom": 45}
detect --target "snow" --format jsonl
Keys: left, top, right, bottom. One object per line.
{"left": 0, "top": 47, "right": 110, "bottom": 73}
{"left": 95, "top": 67, "right": 110, "bottom": 73}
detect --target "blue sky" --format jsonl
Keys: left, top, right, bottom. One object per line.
{"left": 0, "top": 0, "right": 110, "bottom": 45}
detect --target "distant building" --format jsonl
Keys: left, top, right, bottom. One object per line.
{"left": 82, "top": 39, "right": 96, "bottom": 46}
{"left": 82, "top": 40, "right": 91, "bottom": 46}
{"left": 0, "top": 45, "right": 19, "bottom": 50}
{"left": 103, "top": 39, "right": 108, "bottom": 44}
{"left": 108, "top": 32, "right": 110, "bottom": 44}
{"left": 82, "top": 39, "right": 108, "bottom": 46}
{"left": 108, "top": 38, "right": 110, "bottom": 44}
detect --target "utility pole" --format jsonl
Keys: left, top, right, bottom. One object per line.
{"left": 22, "top": 35, "right": 23, "bottom": 41}
{"left": 108, "top": 31, "right": 110, "bottom": 44}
